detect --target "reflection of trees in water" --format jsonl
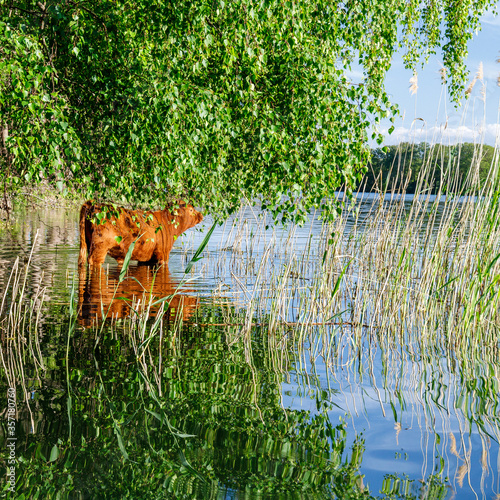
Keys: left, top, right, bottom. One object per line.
{"left": 0, "top": 291, "right": 464, "bottom": 499}
{"left": 306, "top": 330, "right": 500, "bottom": 499}
{"left": 78, "top": 264, "right": 199, "bottom": 327}
{"left": 0, "top": 313, "right": 369, "bottom": 498}
{"left": 0, "top": 208, "right": 80, "bottom": 300}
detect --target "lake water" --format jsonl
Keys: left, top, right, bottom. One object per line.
{"left": 0, "top": 197, "right": 498, "bottom": 499}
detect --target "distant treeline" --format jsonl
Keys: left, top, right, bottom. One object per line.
{"left": 361, "top": 142, "right": 496, "bottom": 194}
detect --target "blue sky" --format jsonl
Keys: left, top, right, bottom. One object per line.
{"left": 372, "top": 5, "right": 500, "bottom": 146}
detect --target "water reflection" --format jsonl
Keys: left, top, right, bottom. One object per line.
{"left": 78, "top": 264, "right": 200, "bottom": 327}
{"left": 1, "top": 203, "right": 500, "bottom": 499}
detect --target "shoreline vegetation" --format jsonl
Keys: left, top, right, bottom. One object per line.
{"left": 363, "top": 142, "right": 495, "bottom": 194}
{"left": 0, "top": 181, "right": 82, "bottom": 227}
{"left": 2, "top": 141, "right": 495, "bottom": 224}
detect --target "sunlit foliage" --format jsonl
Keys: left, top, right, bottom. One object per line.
{"left": 0, "top": 1, "right": 496, "bottom": 222}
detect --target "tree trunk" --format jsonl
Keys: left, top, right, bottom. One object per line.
{"left": 1, "top": 123, "right": 11, "bottom": 219}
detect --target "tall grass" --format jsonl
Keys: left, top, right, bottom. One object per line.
{"left": 191, "top": 141, "right": 500, "bottom": 357}
{"left": 3, "top": 141, "right": 498, "bottom": 385}
{"left": 0, "top": 231, "right": 45, "bottom": 430}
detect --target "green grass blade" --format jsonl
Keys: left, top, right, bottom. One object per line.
{"left": 184, "top": 220, "right": 218, "bottom": 274}
{"left": 119, "top": 233, "right": 144, "bottom": 283}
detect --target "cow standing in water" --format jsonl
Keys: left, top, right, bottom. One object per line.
{"left": 78, "top": 201, "right": 203, "bottom": 268}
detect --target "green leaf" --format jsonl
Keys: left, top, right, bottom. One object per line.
{"left": 145, "top": 409, "right": 163, "bottom": 422}
{"left": 49, "top": 444, "right": 59, "bottom": 462}
{"left": 113, "top": 422, "right": 129, "bottom": 461}
{"left": 331, "top": 259, "right": 353, "bottom": 298}
{"left": 151, "top": 295, "right": 174, "bottom": 307}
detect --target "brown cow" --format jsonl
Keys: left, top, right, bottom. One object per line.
{"left": 78, "top": 201, "right": 203, "bottom": 268}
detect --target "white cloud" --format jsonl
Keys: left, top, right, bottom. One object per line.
{"left": 345, "top": 69, "right": 364, "bottom": 81}
{"left": 380, "top": 123, "right": 500, "bottom": 146}
{"left": 480, "top": 9, "right": 500, "bottom": 27}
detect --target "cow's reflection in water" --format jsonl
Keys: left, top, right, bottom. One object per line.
{"left": 78, "top": 264, "right": 199, "bottom": 327}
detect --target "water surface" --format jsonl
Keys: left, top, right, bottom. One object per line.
{"left": 0, "top": 199, "right": 498, "bottom": 499}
